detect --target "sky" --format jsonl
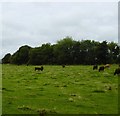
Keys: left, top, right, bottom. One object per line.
{"left": 0, "top": 1, "right": 119, "bottom": 59}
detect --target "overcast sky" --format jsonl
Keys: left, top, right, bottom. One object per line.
{"left": 0, "top": 1, "right": 118, "bottom": 59}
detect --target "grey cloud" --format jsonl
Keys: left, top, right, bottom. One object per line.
{"left": 1, "top": 2, "right": 118, "bottom": 58}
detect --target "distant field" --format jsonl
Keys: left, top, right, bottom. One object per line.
{"left": 2, "top": 64, "right": 118, "bottom": 115}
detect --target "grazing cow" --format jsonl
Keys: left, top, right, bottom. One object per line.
{"left": 104, "top": 64, "right": 110, "bottom": 68}
{"left": 62, "top": 65, "right": 65, "bottom": 68}
{"left": 114, "top": 68, "right": 120, "bottom": 75}
{"left": 99, "top": 66, "right": 104, "bottom": 72}
{"left": 93, "top": 65, "right": 98, "bottom": 70}
{"left": 35, "top": 66, "right": 44, "bottom": 71}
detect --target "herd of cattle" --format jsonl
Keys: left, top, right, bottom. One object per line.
{"left": 34, "top": 64, "right": 120, "bottom": 75}
{"left": 93, "top": 64, "right": 120, "bottom": 75}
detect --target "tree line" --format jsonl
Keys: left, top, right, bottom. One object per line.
{"left": 2, "top": 37, "right": 120, "bottom": 65}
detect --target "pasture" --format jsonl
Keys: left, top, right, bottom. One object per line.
{"left": 2, "top": 64, "right": 118, "bottom": 115}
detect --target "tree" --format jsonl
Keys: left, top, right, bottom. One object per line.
{"left": 79, "top": 40, "right": 97, "bottom": 64}
{"left": 11, "top": 45, "right": 31, "bottom": 65}
{"left": 54, "top": 36, "right": 75, "bottom": 64}
{"left": 2, "top": 53, "right": 11, "bottom": 64}
{"left": 115, "top": 46, "right": 120, "bottom": 64}
{"left": 2, "top": 37, "right": 119, "bottom": 65}
{"left": 72, "top": 41, "right": 81, "bottom": 64}
{"left": 108, "top": 42, "right": 118, "bottom": 63}
{"left": 28, "top": 43, "right": 54, "bottom": 65}
{"left": 96, "top": 41, "right": 109, "bottom": 64}
{"left": 40, "top": 43, "right": 54, "bottom": 64}
{"left": 28, "top": 47, "right": 41, "bottom": 65}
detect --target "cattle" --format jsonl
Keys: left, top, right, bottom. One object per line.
{"left": 93, "top": 65, "right": 98, "bottom": 70}
{"left": 104, "top": 64, "right": 110, "bottom": 68}
{"left": 35, "top": 66, "right": 44, "bottom": 71}
{"left": 114, "top": 68, "right": 120, "bottom": 75}
{"left": 99, "top": 66, "right": 104, "bottom": 72}
{"left": 62, "top": 65, "right": 65, "bottom": 68}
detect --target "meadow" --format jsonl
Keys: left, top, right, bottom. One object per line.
{"left": 2, "top": 64, "right": 119, "bottom": 115}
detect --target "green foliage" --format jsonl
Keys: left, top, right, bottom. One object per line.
{"left": 2, "top": 37, "right": 120, "bottom": 65}
{"left": 28, "top": 47, "right": 42, "bottom": 65}
{"left": 55, "top": 37, "right": 75, "bottom": 64}
{"left": 28, "top": 43, "right": 54, "bottom": 65}
{"left": 2, "top": 64, "right": 118, "bottom": 114}
{"left": 10, "top": 45, "right": 31, "bottom": 65}
{"left": 96, "top": 41, "right": 109, "bottom": 64}
{"left": 2, "top": 53, "right": 11, "bottom": 64}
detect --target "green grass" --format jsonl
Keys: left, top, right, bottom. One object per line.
{"left": 0, "top": 64, "right": 2, "bottom": 116}
{"left": 2, "top": 64, "right": 118, "bottom": 114}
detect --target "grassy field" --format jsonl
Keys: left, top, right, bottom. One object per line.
{"left": 2, "top": 64, "right": 118, "bottom": 115}
{"left": 0, "top": 64, "right": 2, "bottom": 115}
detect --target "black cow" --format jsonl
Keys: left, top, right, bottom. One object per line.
{"left": 114, "top": 68, "right": 120, "bottom": 75}
{"left": 99, "top": 66, "right": 104, "bottom": 72}
{"left": 35, "top": 66, "right": 44, "bottom": 71}
{"left": 62, "top": 65, "right": 65, "bottom": 68}
{"left": 93, "top": 65, "right": 98, "bottom": 70}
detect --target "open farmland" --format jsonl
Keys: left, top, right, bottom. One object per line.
{"left": 2, "top": 64, "right": 118, "bottom": 115}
